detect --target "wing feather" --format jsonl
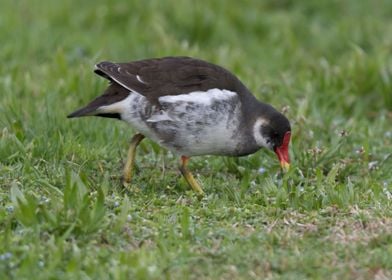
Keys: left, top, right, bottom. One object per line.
{"left": 94, "top": 57, "right": 249, "bottom": 106}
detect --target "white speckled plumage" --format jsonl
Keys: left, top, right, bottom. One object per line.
{"left": 98, "top": 88, "right": 250, "bottom": 156}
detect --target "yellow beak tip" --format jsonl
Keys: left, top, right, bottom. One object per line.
{"left": 281, "top": 162, "right": 290, "bottom": 171}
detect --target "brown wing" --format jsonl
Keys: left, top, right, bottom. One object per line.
{"left": 94, "top": 56, "right": 248, "bottom": 106}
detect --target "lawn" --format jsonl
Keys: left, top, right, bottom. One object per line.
{"left": 1, "top": 0, "right": 392, "bottom": 279}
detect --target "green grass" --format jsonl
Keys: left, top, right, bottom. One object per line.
{"left": 1, "top": 0, "right": 392, "bottom": 279}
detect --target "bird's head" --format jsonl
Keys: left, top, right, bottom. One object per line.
{"left": 253, "top": 112, "right": 291, "bottom": 170}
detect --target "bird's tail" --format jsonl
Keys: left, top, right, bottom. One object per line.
{"left": 67, "top": 83, "right": 130, "bottom": 119}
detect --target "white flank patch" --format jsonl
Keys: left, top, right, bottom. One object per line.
{"left": 159, "top": 88, "right": 237, "bottom": 105}
{"left": 253, "top": 118, "right": 271, "bottom": 149}
{"left": 97, "top": 93, "right": 135, "bottom": 114}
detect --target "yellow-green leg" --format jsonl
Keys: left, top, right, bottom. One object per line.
{"left": 179, "top": 156, "right": 204, "bottom": 195}
{"left": 123, "top": 133, "right": 145, "bottom": 185}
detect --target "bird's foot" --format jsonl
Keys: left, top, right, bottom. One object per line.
{"left": 122, "top": 133, "right": 145, "bottom": 187}
{"left": 180, "top": 156, "right": 204, "bottom": 196}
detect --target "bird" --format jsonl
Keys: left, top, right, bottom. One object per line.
{"left": 68, "top": 56, "right": 291, "bottom": 195}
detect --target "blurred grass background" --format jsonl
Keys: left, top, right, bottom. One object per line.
{"left": 1, "top": 0, "right": 392, "bottom": 279}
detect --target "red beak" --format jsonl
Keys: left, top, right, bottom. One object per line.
{"left": 274, "top": 131, "right": 291, "bottom": 171}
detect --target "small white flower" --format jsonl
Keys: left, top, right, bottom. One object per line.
{"left": 148, "top": 265, "right": 157, "bottom": 274}
{"left": 40, "top": 196, "right": 50, "bottom": 204}
{"left": 5, "top": 206, "right": 14, "bottom": 213}
{"left": 368, "top": 161, "right": 378, "bottom": 170}
{"left": 258, "top": 167, "right": 266, "bottom": 174}
{"left": 0, "top": 252, "right": 12, "bottom": 260}
{"left": 383, "top": 187, "right": 392, "bottom": 200}
{"left": 355, "top": 146, "right": 365, "bottom": 155}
